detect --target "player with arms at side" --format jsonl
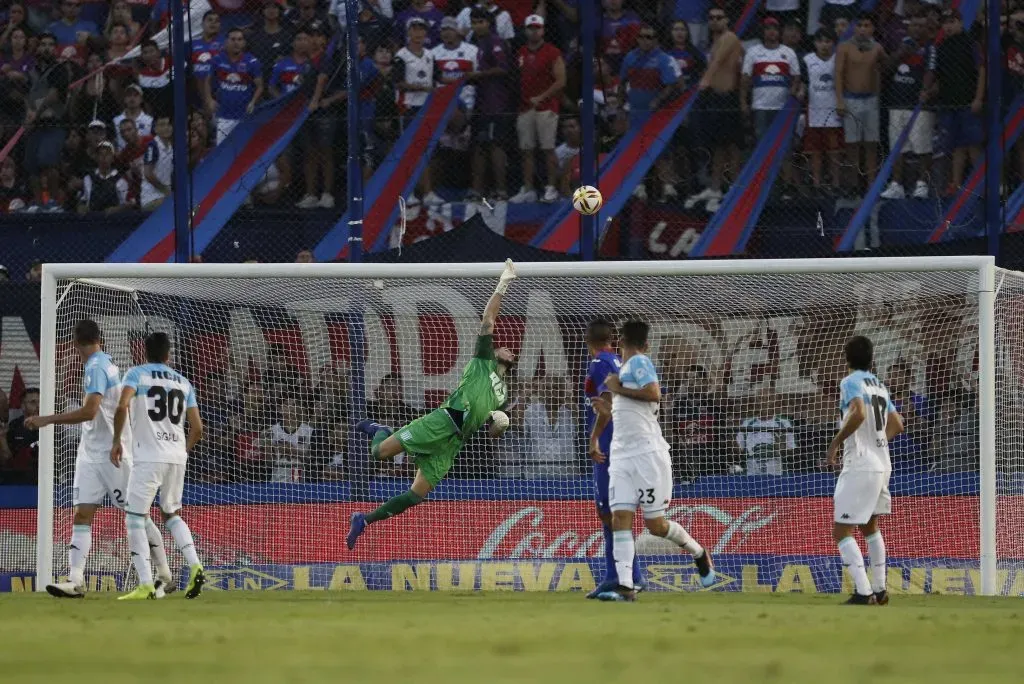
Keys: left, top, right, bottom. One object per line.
{"left": 827, "top": 335, "right": 904, "bottom": 606}
{"left": 593, "top": 321, "right": 715, "bottom": 601}
{"left": 583, "top": 319, "right": 643, "bottom": 598}
{"left": 347, "top": 260, "right": 518, "bottom": 549}
{"left": 112, "top": 333, "right": 207, "bottom": 600}
{"left": 29, "top": 320, "right": 173, "bottom": 598}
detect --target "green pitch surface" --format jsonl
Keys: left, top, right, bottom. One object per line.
{"left": 2, "top": 592, "right": 1021, "bottom": 684}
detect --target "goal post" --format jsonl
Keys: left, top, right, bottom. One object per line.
{"left": 34, "top": 256, "right": 1012, "bottom": 596}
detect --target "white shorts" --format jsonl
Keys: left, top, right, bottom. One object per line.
{"left": 126, "top": 461, "right": 186, "bottom": 516}
{"left": 608, "top": 451, "right": 673, "bottom": 520}
{"left": 833, "top": 470, "right": 891, "bottom": 524}
{"left": 516, "top": 109, "right": 558, "bottom": 150}
{"left": 73, "top": 459, "right": 131, "bottom": 509}
{"left": 842, "top": 94, "right": 880, "bottom": 143}
{"left": 888, "top": 108, "right": 934, "bottom": 155}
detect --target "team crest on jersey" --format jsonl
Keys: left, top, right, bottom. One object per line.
{"left": 645, "top": 564, "right": 736, "bottom": 592}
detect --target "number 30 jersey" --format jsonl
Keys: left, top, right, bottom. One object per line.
{"left": 122, "top": 363, "right": 198, "bottom": 465}
{"left": 838, "top": 370, "right": 896, "bottom": 474}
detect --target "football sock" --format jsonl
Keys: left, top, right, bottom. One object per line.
{"left": 144, "top": 517, "right": 171, "bottom": 579}
{"left": 838, "top": 536, "right": 872, "bottom": 596}
{"left": 602, "top": 524, "right": 616, "bottom": 581}
{"left": 126, "top": 514, "right": 153, "bottom": 586}
{"left": 665, "top": 520, "right": 704, "bottom": 557}
{"left": 166, "top": 516, "right": 201, "bottom": 568}
{"left": 68, "top": 524, "right": 91, "bottom": 586}
{"left": 366, "top": 490, "right": 424, "bottom": 523}
{"left": 612, "top": 530, "right": 635, "bottom": 590}
{"left": 865, "top": 531, "right": 887, "bottom": 593}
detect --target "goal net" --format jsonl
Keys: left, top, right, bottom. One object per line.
{"left": 24, "top": 258, "right": 1024, "bottom": 595}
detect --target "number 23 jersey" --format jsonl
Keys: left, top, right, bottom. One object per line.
{"left": 122, "top": 363, "right": 198, "bottom": 465}
{"left": 839, "top": 370, "right": 896, "bottom": 474}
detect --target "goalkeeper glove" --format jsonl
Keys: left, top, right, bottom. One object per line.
{"left": 494, "top": 259, "right": 516, "bottom": 295}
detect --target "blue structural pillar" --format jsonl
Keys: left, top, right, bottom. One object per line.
{"left": 171, "top": 0, "right": 192, "bottom": 262}
{"left": 985, "top": 0, "right": 1003, "bottom": 264}
{"left": 579, "top": 2, "right": 597, "bottom": 260}
{"left": 346, "top": 0, "right": 364, "bottom": 263}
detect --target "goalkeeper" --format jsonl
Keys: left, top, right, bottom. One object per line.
{"left": 346, "top": 259, "right": 518, "bottom": 550}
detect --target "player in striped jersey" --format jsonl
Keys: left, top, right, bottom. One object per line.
{"left": 112, "top": 333, "right": 206, "bottom": 600}
{"left": 28, "top": 320, "right": 173, "bottom": 599}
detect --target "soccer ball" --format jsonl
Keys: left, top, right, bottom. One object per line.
{"left": 572, "top": 185, "right": 603, "bottom": 215}
{"left": 488, "top": 410, "right": 510, "bottom": 437}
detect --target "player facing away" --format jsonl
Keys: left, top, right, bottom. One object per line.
{"left": 112, "top": 333, "right": 207, "bottom": 600}
{"left": 826, "top": 335, "right": 904, "bottom": 606}
{"left": 30, "top": 320, "right": 173, "bottom": 598}
{"left": 584, "top": 319, "right": 643, "bottom": 598}
{"left": 592, "top": 321, "right": 715, "bottom": 602}
{"left": 347, "top": 260, "right": 518, "bottom": 550}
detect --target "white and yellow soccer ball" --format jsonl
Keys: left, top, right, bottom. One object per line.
{"left": 488, "top": 410, "right": 510, "bottom": 437}
{"left": 572, "top": 185, "right": 603, "bottom": 215}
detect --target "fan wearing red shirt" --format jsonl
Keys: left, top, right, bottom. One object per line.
{"left": 510, "top": 14, "right": 565, "bottom": 205}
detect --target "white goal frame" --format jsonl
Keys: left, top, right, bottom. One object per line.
{"left": 36, "top": 256, "right": 999, "bottom": 595}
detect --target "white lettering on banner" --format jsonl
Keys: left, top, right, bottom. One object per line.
{"left": 0, "top": 316, "right": 40, "bottom": 395}
{"left": 228, "top": 308, "right": 268, "bottom": 393}
{"left": 462, "top": 201, "right": 508, "bottom": 236}
{"left": 647, "top": 222, "right": 700, "bottom": 258}
{"left": 517, "top": 290, "right": 567, "bottom": 378}
{"left": 665, "top": 504, "right": 778, "bottom": 554}
{"left": 386, "top": 285, "right": 479, "bottom": 409}
{"left": 477, "top": 507, "right": 604, "bottom": 559}
{"left": 363, "top": 310, "right": 393, "bottom": 404}
{"left": 287, "top": 306, "right": 334, "bottom": 377}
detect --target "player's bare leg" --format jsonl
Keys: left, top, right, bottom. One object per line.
{"left": 46, "top": 504, "right": 98, "bottom": 598}
{"left": 596, "top": 509, "right": 638, "bottom": 602}
{"left": 347, "top": 466, "right": 434, "bottom": 551}
{"left": 645, "top": 516, "right": 716, "bottom": 588}
{"left": 833, "top": 522, "right": 876, "bottom": 605}
{"left": 859, "top": 515, "right": 887, "bottom": 605}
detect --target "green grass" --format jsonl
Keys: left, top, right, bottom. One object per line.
{"left": 2, "top": 592, "right": 1022, "bottom": 684}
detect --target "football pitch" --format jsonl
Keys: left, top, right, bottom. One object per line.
{"left": 1, "top": 592, "right": 1020, "bottom": 684}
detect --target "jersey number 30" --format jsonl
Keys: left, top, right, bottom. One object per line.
{"left": 147, "top": 386, "right": 185, "bottom": 425}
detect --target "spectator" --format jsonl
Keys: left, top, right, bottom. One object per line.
{"left": 510, "top": 14, "right": 565, "bottom": 204}
{"left": 927, "top": 8, "right": 983, "bottom": 195}
{"left": 394, "top": 0, "right": 443, "bottom": 47}
{"left": 885, "top": 361, "right": 930, "bottom": 471}
{"left": 0, "top": 264, "right": 8, "bottom": 281}
{"left": 249, "top": 0, "right": 293, "bottom": 82}
{"left": 0, "top": 156, "right": 30, "bottom": 212}
{"left": 665, "top": 364, "right": 719, "bottom": 479}
{"left": 26, "top": 259, "right": 42, "bottom": 281}
{"left": 290, "top": 0, "right": 331, "bottom": 30}
{"left": 1006, "top": 10, "right": 1024, "bottom": 186}
{"left": 232, "top": 381, "right": 272, "bottom": 481}
{"left": 313, "top": 361, "right": 351, "bottom": 429}
{"left": 456, "top": 1, "right": 514, "bottom": 41}
{"left": 394, "top": 17, "right": 441, "bottom": 205}
{"left": 432, "top": 16, "right": 478, "bottom": 187}
{"left": 138, "top": 39, "right": 172, "bottom": 118}
{"left": 314, "top": 422, "right": 348, "bottom": 481}
{"left": 112, "top": 83, "right": 153, "bottom": 149}
{"left": 880, "top": 14, "right": 934, "bottom": 200}
{"left": 69, "top": 51, "right": 119, "bottom": 126}
{"left": 467, "top": 6, "right": 512, "bottom": 202}
{"left": 301, "top": 23, "right": 353, "bottom": 208}
{"left": 836, "top": 12, "right": 885, "bottom": 191}
{"left": 741, "top": 18, "right": 801, "bottom": 141}
{"left": 599, "top": 0, "right": 640, "bottom": 72}
{"left": 115, "top": 116, "right": 150, "bottom": 196}
{"left": 667, "top": 19, "right": 706, "bottom": 194}
{"left": 0, "top": 4, "right": 35, "bottom": 53}
{"left": 105, "top": 21, "right": 131, "bottom": 63}
{"left": 522, "top": 375, "right": 577, "bottom": 476}
{"left": 295, "top": 248, "right": 314, "bottom": 263}
{"left": 931, "top": 389, "right": 977, "bottom": 472}
{"left": 268, "top": 393, "right": 314, "bottom": 482}
{"left": 190, "top": 10, "right": 222, "bottom": 86}
{"left": 686, "top": 9, "right": 743, "bottom": 214}
{"left": 554, "top": 115, "right": 580, "bottom": 196}
{"left": 204, "top": 28, "right": 264, "bottom": 145}
{"left": 47, "top": 0, "right": 96, "bottom": 66}
{"left": 140, "top": 113, "right": 172, "bottom": 210}
{"left": 3, "top": 387, "right": 39, "bottom": 484}
{"left": 833, "top": 14, "right": 850, "bottom": 40}
{"left": 365, "top": 372, "right": 419, "bottom": 429}
{"left": 802, "top": 28, "right": 843, "bottom": 192}
{"left": 734, "top": 388, "right": 796, "bottom": 475}
{"left": 78, "top": 140, "right": 131, "bottom": 213}
{"left": 782, "top": 17, "right": 806, "bottom": 58}
{"left": 105, "top": 0, "right": 142, "bottom": 44}
{"left": 188, "top": 110, "right": 211, "bottom": 169}
{"left": 620, "top": 22, "right": 682, "bottom": 201}
{"left": 30, "top": 166, "right": 66, "bottom": 210}
{"left": 819, "top": 0, "right": 856, "bottom": 38}
{"left": 269, "top": 26, "right": 313, "bottom": 98}
{"left": 1, "top": 26, "right": 34, "bottom": 137}
{"left": 661, "top": 0, "right": 710, "bottom": 51}
{"left": 24, "top": 32, "right": 72, "bottom": 178}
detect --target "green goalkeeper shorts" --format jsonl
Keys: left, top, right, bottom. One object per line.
{"left": 395, "top": 408, "right": 463, "bottom": 487}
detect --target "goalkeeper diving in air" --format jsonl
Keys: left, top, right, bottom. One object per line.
{"left": 346, "top": 259, "right": 518, "bottom": 550}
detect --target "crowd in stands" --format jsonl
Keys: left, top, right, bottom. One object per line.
{"left": 1, "top": 0, "right": 1023, "bottom": 217}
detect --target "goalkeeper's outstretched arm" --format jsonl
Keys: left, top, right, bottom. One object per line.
{"left": 481, "top": 259, "right": 517, "bottom": 335}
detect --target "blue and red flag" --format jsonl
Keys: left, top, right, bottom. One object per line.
{"left": 688, "top": 98, "right": 801, "bottom": 258}
{"left": 313, "top": 81, "right": 464, "bottom": 261}
{"left": 531, "top": 87, "right": 698, "bottom": 254}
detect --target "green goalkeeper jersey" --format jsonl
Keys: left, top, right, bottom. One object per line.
{"left": 441, "top": 335, "right": 509, "bottom": 438}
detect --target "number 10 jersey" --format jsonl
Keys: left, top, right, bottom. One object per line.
{"left": 838, "top": 370, "right": 896, "bottom": 474}
{"left": 122, "top": 362, "right": 198, "bottom": 465}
